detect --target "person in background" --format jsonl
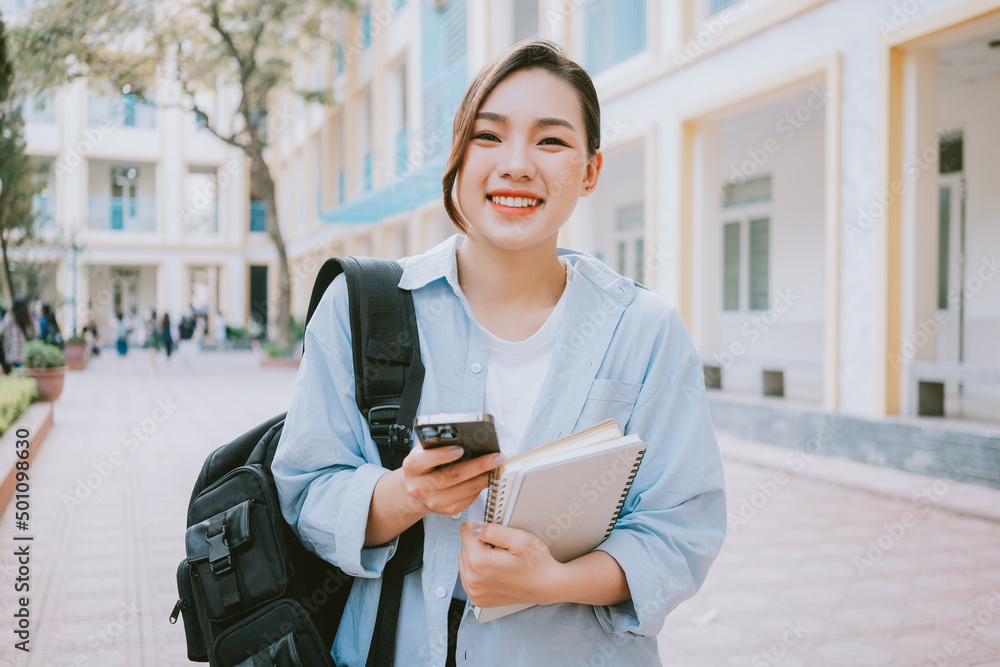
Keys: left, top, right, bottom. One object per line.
{"left": 161, "top": 312, "right": 174, "bottom": 362}
{"left": 214, "top": 310, "right": 227, "bottom": 352}
{"left": 114, "top": 311, "right": 130, "bottom": 356}
{"left": 82, "top": 318, "right": 101, "bottom": 357}
{"left": 1, "top": 299, "right": 40, "bottom": 369}
{"left": 144, "top": 309, "right": 161, "bottom": 367}
{"left": 39, "top": 303, "right": 64, "bottom": 349}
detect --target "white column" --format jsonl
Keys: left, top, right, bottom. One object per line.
{"left": 899, "top": 49, "right": 939, "bottom": 413}
{"left": 692, "top": 119, "right": 721, "bottom": 353}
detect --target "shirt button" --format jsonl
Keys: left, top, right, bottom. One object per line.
{"left": 471, "top": 362, "right": 482, "bottom": 373}
{"left": 451, "top": 512, "right": 462, "bottom": 520}
{"left": 435, "top": 586, "right": 447, "bottom": 598}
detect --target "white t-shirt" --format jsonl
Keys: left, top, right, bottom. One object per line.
{"left": 453, "top": 260, "right": 574, "bottom": 600}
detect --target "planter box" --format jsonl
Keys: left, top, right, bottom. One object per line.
{"left": 0, "top": 402, "right": 54, "bottom": 516}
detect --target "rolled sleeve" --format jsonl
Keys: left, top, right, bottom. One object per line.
{"left": 335, "top": 463, "right": 398, "bottom": 577}
{"left": 272, "top": 274, "right": 399, "bottom": 579}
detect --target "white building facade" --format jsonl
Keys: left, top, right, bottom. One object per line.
{"left": 271, "top": 0, "right": 1000, "bottom": 487}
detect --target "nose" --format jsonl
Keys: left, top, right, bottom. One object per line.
{"left": 496, "top": 138, "right": 535, "bottom": 181}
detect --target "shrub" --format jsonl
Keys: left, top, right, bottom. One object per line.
{"left": 23, "top": 341, "right": 66, "bottom": 368}
{"left": 66, "top": 335, "right": 86, "bottom": 345}
{"left": 0, "top": 376, "right": 37, "bottom": 436}
{"left": 291, "top": 317, "right": 305, "bottom": 343}
{"left": 263, "top": 343, "right": 292, "bottom": 358}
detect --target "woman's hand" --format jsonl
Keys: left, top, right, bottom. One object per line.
{"left": 402, "top": 446, "right": 505, "bottom": 517}
{"left": 458, "top": 522, "right": 565, "bottom": 608}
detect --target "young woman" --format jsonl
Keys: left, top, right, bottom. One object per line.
{"left": 273, "top": 40, "right": 725, "bottom": 667}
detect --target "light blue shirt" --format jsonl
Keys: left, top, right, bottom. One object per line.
{"left": 272, "top": 235, "right": 726, "bottom": 667}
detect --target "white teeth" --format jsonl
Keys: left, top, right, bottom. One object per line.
{"left": 490, "top": 196, "right": 539, "bottom": 208}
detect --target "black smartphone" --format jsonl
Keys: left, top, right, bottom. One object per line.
{"left": 414, "top": 413, "right": 501, "bottom": 463}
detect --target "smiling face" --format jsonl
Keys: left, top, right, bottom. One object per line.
{"left": 456, "top": 68, "right": 601, "bottom": 254}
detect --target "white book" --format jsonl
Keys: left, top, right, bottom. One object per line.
{"left": 473, "top": 419, "right": 647, "bottom": 623}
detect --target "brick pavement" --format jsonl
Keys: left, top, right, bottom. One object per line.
{"left": 0, "top": 351, "right": 997, "bottom": 666}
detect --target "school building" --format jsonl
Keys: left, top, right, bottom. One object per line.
{"left": 8, "top": 0, "right": 1000, "bottom": 487}
{"left": 269, "top": 0, "right": 1000, "bottom": 488}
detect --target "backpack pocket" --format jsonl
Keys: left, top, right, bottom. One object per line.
{"left": 186, "top": 467, "right": 289, "bottom": 621}
{"left": 172, "top": 558, "right": 209, "bottom": 662}
{"left": 213, "top": 599, "right": 334, "bottom": 667}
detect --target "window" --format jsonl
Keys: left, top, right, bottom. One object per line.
{"left": 613, "top": 203, "right": 644, "bottom": 282}
{"left": 721, "top": 177, "right": 770, "bottom": 312}
{"left": 938, "top": 186, "right": 950, "bottom": 310}
{"left": 939, "top": 132, "right": 963, "bottom": 174}
{"left": 421, "top": 0, "right": 467, "bottom": 157}
{"left": 586, "top": 0, "right": 646, "bottom": 75}
{"left": 723, "top": 222, "right": 740, "bottom": 311}
{"left": 183, "top": 167, "right": 219, "bottom": 234}
{"left": 748, "top": 217, "right": 769, "bottom": 310}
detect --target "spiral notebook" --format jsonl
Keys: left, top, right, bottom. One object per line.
{"left": 474, "top": 419, "right": 646, "bottom": 623}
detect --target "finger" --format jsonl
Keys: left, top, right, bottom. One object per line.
{"left": 414, "top": 471, "right": 490, "bottom": 514}
{"left": 405, "top": 444, "right": 466, "bottom": 476}
{"left": 465, "top": 522, "right": 527, "bottom": 551}
{"left": 422, "top": 451, "right": 504, "bottom": 493}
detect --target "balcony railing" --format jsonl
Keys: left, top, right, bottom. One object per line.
{"left": 88, "top": 197, "right": 157, "bottom": 232}
{"left": 87, "top": 93, "right": 157, "bottom": 129}
{"left": 31, "top": 195, "right": 56, "bottom": 229}
{"left": 249, "top": 200, "right": 269, "bottom": 232}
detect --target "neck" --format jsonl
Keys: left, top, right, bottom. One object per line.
{"left": 455, "top": 234, "right": 566, "bottom": 309}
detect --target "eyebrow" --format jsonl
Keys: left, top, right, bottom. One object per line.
{"left": 475, "top": 111, "right": 576, "bottom": 131}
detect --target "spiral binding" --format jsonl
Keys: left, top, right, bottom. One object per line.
{"left": 603, "top": 447, "right": 646, "bottom": 540}
{"left": 484, "top": 471, "right": 508, "bottom": 524}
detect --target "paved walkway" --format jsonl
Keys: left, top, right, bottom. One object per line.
{"left": 0, "top": 351, "right": 997, "bottom": 666}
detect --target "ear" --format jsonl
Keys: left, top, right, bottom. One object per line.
{"left": 580, "top": 151, "right": 603, "bottom": 197}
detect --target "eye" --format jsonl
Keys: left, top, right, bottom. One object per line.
{"left": 472, "top": 132, "right": 500, "bottom": 142}
{"left": 539, "top": 137, "right": 568, "bottom": 146}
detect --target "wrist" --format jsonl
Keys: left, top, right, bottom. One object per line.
{"left": 540, "top": 561, "right": 573, "bottom": 606}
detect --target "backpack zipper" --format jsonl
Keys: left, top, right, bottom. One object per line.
{"left": 169, "top": 598, "right": 186, "bottom": 624}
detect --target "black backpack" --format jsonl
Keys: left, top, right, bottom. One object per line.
{"left": 171, "top": 257, "right": 426, "bottom": 667}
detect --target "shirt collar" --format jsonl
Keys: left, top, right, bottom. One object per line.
{"left": 398, "top": 233, "right": 637, "bottom": 306}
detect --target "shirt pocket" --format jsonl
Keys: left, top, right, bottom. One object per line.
{"left": 577, "top": 378, "right": 642, "bottom": 430}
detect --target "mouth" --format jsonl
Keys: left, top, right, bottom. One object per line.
{"left": 486, "top": 194, "right": 543, "bottom": 214}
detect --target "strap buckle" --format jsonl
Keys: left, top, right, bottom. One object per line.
{"left": 207, "top": 526, "right": 232, "bottom": 575}
{"left": 368, "top": 405, "right": 412, "bottom": 451}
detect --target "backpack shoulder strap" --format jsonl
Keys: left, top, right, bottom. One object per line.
{"left": 306, "top": 257, "right": 424, "bottom": 667}
{"left": 305, "top": 257, "right": 424, "bottom": 472}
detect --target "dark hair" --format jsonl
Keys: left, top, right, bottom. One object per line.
{"left": 442, "top": 39, "right": 601, "bottom": 232}
{"left": 12, "top": 299, "right": 33, "bottom": 340}
{"left": 41, "top": 303, "right": 60, "bottom": 336}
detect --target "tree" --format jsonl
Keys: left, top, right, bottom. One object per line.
{"left": 0, "top": 16, "right": 44, "bottom": 307}
{"left": 12, "top": 0, "right": 356, "bottom": 347}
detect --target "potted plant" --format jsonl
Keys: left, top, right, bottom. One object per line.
{"left": 64, "top": 334, "right": 88, "bottom": 370}
{"left": 260, "top": 342, "right": 299, "bottom": 367}
{"left": 22, "top": 341, "right": 67, "bottom": 401}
